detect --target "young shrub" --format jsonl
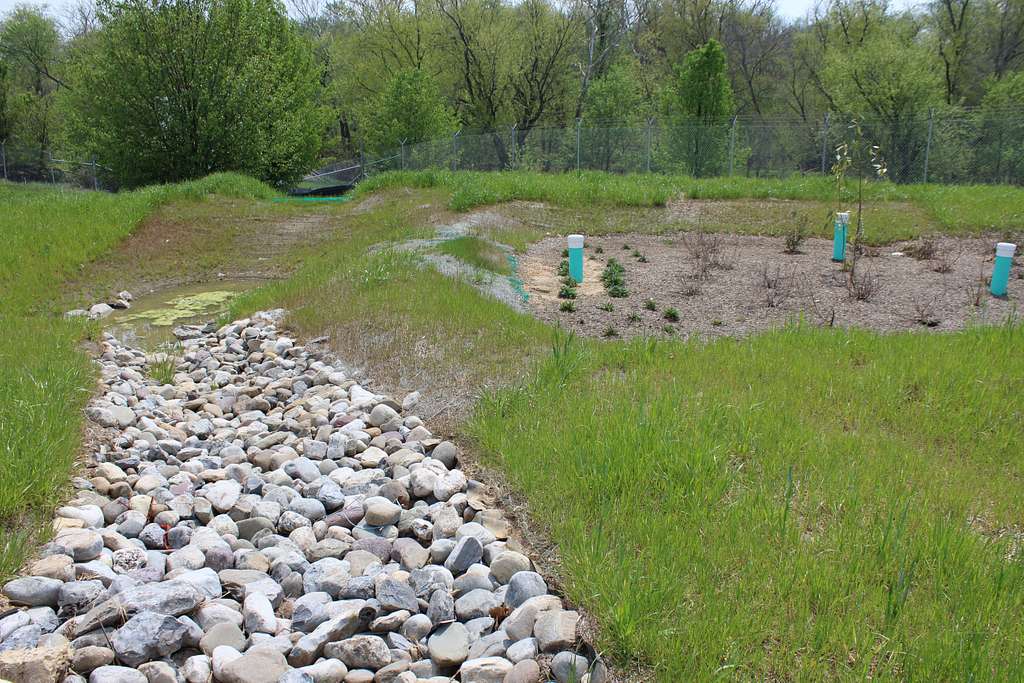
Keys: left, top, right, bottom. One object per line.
{"left": 783, "top": 227, "right": 806, "bottom": 254}
{"left": 558, "top": 286, "right": 577, "bottom": 299}
{"left": 662, "top": 324, "right": 676, "bottom": 334}
{"left": 663, "top": 307, "right": 680, "bottom": 322}
{"left": 560, "top": 300, "right": 576, "bottom": 312}
{"left": 638, "top": 254, "right": 649, "bottom": 263}
{"left": 558, "top": 259, "right": 570, "bottom": 277}
{"left": 932, "top": 246, "right": 961, "bottom": 274}
{"left": 906, "top": 238, "right": 937, "bottom": 261}
{"left": 760, "top": 262, "right": 795, "bottom": 308}
{"left": 643, "top": 298, "right": 657, "bottom": 311}
{"left": 598, "top": 302, "right": 614, "bottom": 312}
{"left": 681, "top": 284, "right": 702, "bottom": 297}
{"left": 627, "top": 312, "right": 642, "bottom": 323}
{"left": 846, "top": 267, "right": 880, "bottom": 302}
{"left": 602, "top": 325, "right": 619, "bottom": 337}
{"left": 595, "top": 246, "right": 604, "bottom": 254}
{"left": 912, "top": 297, "right": 939, "bottom": 327}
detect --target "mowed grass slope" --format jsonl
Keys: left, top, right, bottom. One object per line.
{"left": 469, "top": 325, "right": 1024, "bottom": 680}
{"left": 360, "top": 170, "right": 1024, "bottom": 241}
{"left": 0, "top": 174, "right": 277, "bottom": 578}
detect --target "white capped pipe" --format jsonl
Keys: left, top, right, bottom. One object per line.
{"left": 567, "top": 234, "right": 584, "bottom": 249}
{"left": 996, "top": 242, "right": 1017, "bottom": 258}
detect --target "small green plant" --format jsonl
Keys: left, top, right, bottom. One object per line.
{"left": 562, "top": 276, "right": 578, "bottom": 288}
{"left": 562, "top": 248, "right": 569, "bottom": 257}
{"left": 558, "top": 259, "right": 569, "bottom": 277}
{"left": 643, "top": 298, "right": 657, "bottom": 311}
{"left": 621, "top": 243, "right": 630, "bottom": 250}
{"left": 662, "top": 324, "right": 675, "bottom": 334}
{"left": 637, "top": 254, "right": 648, "bottom": 263}
{"left": 595, "top": 246, "right": 604, "bottom": 254}
{"left": 627, "top": 312, "right": 641, "bottom": 323}
{"left": 598, "top": 302, "right": 614, "bottom": 312}
{"left": 558, "top": 286, "right": 577, "bottom": 299}
{"left": 632, "top": 249, "right": 641, "bottom": 257}
{"left": 602, "top": 325, "right": 619, "bottom": 337}
{"left": 560, "top": 300, "right": 576, "bottom": 312}
{"left": 601, "top": 259, "right": 628, "bottom": 298}
{"left": 149, "top": 353, "right": 178, "bottom": 385}
{"left": 711, "top": 318, "right": 724, "bottom": 326}
{"left": 663, "top": 307, "right": 680, "bottom": 322}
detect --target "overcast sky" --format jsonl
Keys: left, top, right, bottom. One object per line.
{"left": 0, "top": 0, "right": 919, "bottom": 30}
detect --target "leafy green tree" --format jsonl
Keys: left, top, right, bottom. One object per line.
{"left": 822, "top": 20, "right": 943, "bottom": 181}
{"left": 66, "top": 0, "right": 328, "bottom": 188}
{"left": 581, "top": 59, "right": 645, "bottom": 170}
{"left": 662, "top": 39, "right": 735, "bottom": 176}
{"left": 975, "top": 71, "right": 1024, "bottom": 182}
{"left": 0, "top": 6, "right": 65, "bottom": 173}
{"left": 358, "top": 68, "right": 457, "bottom": 156}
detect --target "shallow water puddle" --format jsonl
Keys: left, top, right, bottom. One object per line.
{"left": 107, "top": 281, "right": 256, "bottom": 349}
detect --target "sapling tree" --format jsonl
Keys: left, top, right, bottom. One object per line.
{"left": 831, "top": 119, "right": 887, "bottom": 282}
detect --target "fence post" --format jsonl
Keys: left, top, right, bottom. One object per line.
{"left": 821, "top": 112, "right": 830, "bottom": 174}
{"left": 359, "top": 142, "right": 366, "bottom": 180}
{"left": 451, "top": 131, "right": 460, "bottom": 171}
{"left": 510, "top": 124, "right": 517, "bottom": 169}
{"left": 645, "top": 119, "right": 653, "bottom": 173}
{"left": 923, "top": 108, "right": 934, "bottom": 184}
{"left": 1, "top": 142, "right": 6, "bottom": 181}
{"left": 575, "top": 119, "right": 581, "bottom": 172}
{"left": 400, "top": 140, "right": 406, "bottom": 171}
{"left": 728, "top": 116, "right": 737, "bottom": 176}
{"left": 91, "top": 156, "right": 98, "bottom": 190}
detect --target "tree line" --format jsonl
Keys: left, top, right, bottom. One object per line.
{"left": 3, "top": 0, "right": 1024, "bottom": 187}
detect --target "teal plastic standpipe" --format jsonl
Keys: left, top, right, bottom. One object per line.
{"left": 832, "top": 211, "right": 850, "bottom": 262}
{"left": 990, "top": 242, "right": 1017, "bottom": 297}
{"left": 568, "top": 234, "right": 584, "bottom": 283}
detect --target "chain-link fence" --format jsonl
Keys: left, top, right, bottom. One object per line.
{"left": 301, "top": 109, "right": 1024, "bottom": 190}
{"left": 1, "top": 139, "right": 106, "bottom": 189}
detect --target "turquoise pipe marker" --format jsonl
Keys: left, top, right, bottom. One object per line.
{"left": 568, "top": 234, "right": 585, "bottom": 283}
{"left": 990, "top": 242, "right": 1017, "bottom": 297}
{"left": 832, "top": 211, "right": 850, "bottom": 262}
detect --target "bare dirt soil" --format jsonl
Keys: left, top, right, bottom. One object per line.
{"left": 520, "top": 232, "right": 1023, "bottom": 339}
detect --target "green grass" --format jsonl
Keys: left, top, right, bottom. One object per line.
{"left": 438, "top": 235, "right": 512, "bottom": 274}
{"left": 360, "top": 170, "right": 1024, "bottom": 239}
{"left": 0, "top": 173, "right": 277, "bottom": 578}
{"left": 468, "top": 324, "right": 1024, "bottom": 680}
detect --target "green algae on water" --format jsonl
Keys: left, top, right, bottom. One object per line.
{"left": 117, "top": 290, "right": 239, "bottom": 326}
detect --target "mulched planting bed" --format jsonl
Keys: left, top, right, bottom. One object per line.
{"left": 520, "top": 232, "right": 1023, "bottom": 339}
